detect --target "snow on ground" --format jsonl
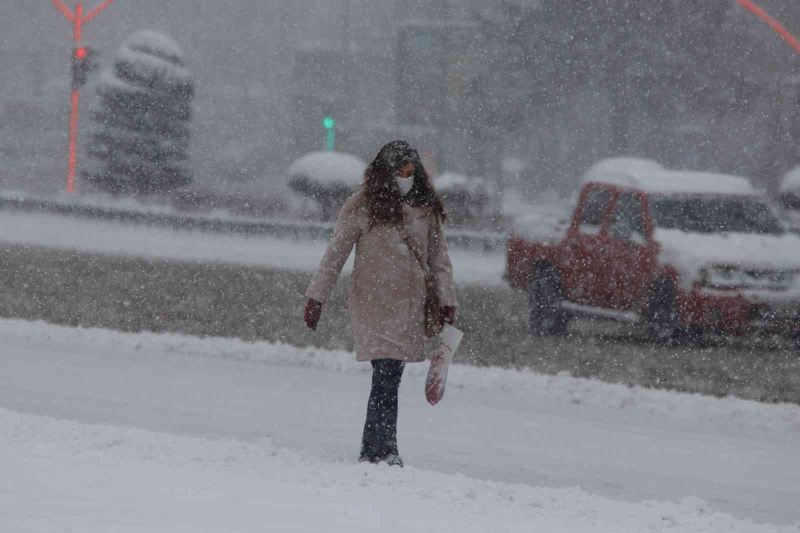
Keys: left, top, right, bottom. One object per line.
{"left": 0, "top": 210, "right": 504, "bottom": 285}
{"left": 3, "top": 408, "right": 792, "bottom": 533}
{"left": 2, "top": 319, "right": 799, "bottom": 531}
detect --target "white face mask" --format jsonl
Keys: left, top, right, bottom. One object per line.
{"left": 396, "top": 176, "right": 414, "bottom": 196}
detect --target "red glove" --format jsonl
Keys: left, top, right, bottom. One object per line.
{"left": 304, "top": 299, "right": 322, "bottom": 331}
{"left": 441, "top": 306, "right": 456, "bottom": 326}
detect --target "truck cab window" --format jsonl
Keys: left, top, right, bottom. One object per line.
{"left": 609, "top": 193, "right": 645, "bottom": 242}
{"left": 579, "top": 187, "right": 612, "bottom": 234}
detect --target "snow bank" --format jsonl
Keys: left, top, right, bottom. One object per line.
{"left": 5, "top": 318, "right": 798, "bottom": 437}
{"left": 0, "top": 187, "right": 323, "bottom": 225}
{"left": 3, "top": 317, "right": 799, "bottom": 531}
{"left": 0, "top": 211, "right": 505, "bottom": 285}
{"left": 0, "top": 187, "right": 176, "bottom": 214}
{"left": 288, "top": 151, "right": 366, "bottom": 187}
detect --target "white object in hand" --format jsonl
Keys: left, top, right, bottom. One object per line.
{"left": 425, "top": 324, "right": 464, "bottom": 405}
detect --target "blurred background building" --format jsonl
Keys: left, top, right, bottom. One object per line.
{"left": 1, "top": 0, "right": 799, "bottom": 198}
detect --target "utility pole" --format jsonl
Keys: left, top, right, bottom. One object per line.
{"left": 323, "top": 116, "right": 336, "bottom": 150}
{"left": 51, "top": 0, "right": 114, "bottom": 194}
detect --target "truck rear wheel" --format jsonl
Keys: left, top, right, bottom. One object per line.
{"left": 646, "top": 278, "right": 680, "bottom": 344}
{"left": 528, "top": 264, "right": 569, "bottom": 336}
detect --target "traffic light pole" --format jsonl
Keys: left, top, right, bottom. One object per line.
{"left": 52, "top": 0, "right": 114, "bottom": 193}
{"left": 323, "top": 116, "right": 336, "bottom": 151}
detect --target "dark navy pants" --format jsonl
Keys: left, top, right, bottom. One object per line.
{"left": 361, "top": 359, "right": 405, "bottom": 458}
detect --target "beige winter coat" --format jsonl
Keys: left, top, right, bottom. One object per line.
{"left": 306, "top": 189, "right": 458, "bottom": 362}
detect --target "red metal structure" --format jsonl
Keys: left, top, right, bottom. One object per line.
{"left": 737, "top": 0, "right": 800, "bottom": 54}
{"left": 52, "top": 0, "right": 114, "bottom": 194}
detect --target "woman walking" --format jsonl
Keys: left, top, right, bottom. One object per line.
{"left": 304, "top": 140, "right": 458, "bottom": 467}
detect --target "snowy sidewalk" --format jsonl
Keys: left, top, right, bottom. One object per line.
{"left": 1, "top": 319, "right": 799, "bottom": 531}
{"left": 3, "top": 407, "right": 795, "bottom": 533}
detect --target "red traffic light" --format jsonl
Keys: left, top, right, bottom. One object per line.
{"left": 71, "top": 46, "right": 96, "bottom": 89}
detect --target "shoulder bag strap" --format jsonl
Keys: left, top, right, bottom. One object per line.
{"left": 397, "top": 223, "right": 434, "bottom": 282}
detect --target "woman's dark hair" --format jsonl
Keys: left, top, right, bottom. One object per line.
{"left": 363, "top": 140, "right": 446, "bottom": 227}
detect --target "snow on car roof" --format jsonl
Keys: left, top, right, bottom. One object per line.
{"left": 584, "top": 157, "right": 664, "bottom": 177}
{"left": 779, "top": 166, "right": 800, "bottom": 193}
{"left": 287, "top": 151, "right": 366, "bottom": 187}
{"left": 435, "top": 171, "right": 489, "bottom": 192}
{"left": 583, "top": 158, "right": 755, "bottom": 196}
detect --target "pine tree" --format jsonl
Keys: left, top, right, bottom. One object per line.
{"left": 84, "top": 30, "right": 194, "bottom": 195}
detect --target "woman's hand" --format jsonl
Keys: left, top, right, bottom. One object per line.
{"left": 304, "top": 299, "right": 323, "bottom": 331}
{"left": 441, "top": 306, "right": 456, "bottom": 326}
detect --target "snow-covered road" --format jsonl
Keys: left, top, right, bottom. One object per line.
{"left": 0, "top": 210, "right": 504, "bottom": 285}
{"left": 1, "top": 319, "right": 798, "bottom": 531}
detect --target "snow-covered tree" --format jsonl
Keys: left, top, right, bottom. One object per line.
{"left": 84, "top": 30, "right": 194, "bottom": 195}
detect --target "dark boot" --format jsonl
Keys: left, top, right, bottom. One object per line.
{"left": 382, "top": 434, "right": 404, "bottom": 467}
{"left": 359, "top": 438, "right": 403, "bottom": 467}
{"left": 381, "top": 444, "right": 403, "bottom": 467}
{"left": 382, "top": 453, "right": 403, "bottom": 467}
{"left": 358, "top": 439, "right": 381, "bottom": 464}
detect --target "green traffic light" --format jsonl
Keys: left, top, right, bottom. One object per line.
{"left": 322, "top": 116, "right": 336, "bottom": 150}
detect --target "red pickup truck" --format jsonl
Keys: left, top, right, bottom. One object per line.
{"left": 506, "top": 158, "right": 800, "bottom": 344}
